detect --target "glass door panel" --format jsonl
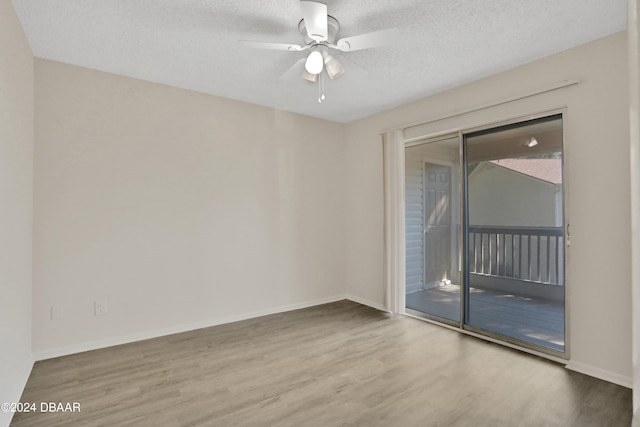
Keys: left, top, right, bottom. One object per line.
{"left": 463, "top": 115, "right": 565, "bottom": 353}
{"left": 405, "top": 136, "right": 461, "bottom": 323}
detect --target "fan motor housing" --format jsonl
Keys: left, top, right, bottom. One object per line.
{"left": 298, "top": 15, "right": 340, "bottom": 45}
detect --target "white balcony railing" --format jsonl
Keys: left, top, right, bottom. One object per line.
{"left": 468, "top": 226, "right": 564, "bottom": 286}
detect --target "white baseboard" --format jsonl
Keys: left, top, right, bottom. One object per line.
{"left": 34, "top": 294, "right": 346, "bottom": 361}
{"left": 346, "top": 294, "right": 388, "bottom": 312}
{"left": 565, "top": 360, "right": 633, "bottom": 389}
{"left": 0, "top": 358, "right": 34, "bottom": 427}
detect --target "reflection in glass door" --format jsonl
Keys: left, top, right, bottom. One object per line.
{"left": 463, "top": 114, "right": 565, "bottom": 353}
{"left": 405, "top": 136, "right": 461, "bottom": 323}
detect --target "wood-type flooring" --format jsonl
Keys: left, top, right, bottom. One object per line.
{"left": 12, "top": 300, "right": 631, "bottom": 426}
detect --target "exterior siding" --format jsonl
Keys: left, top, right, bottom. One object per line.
{"left": 405, "top": 152, "right": 424, "bottom": 293}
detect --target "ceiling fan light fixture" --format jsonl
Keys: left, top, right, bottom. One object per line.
{"left": 240, "top": 1, "right": 401, "bottom": 103}
{"left": 324, "top": 55, "right": 344, "bottom": 80}
{"left": 304, "top": 50, "right": 324, "bottom": 74}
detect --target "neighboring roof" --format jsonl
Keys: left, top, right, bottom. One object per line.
{"left": 490, "top": 159, "right": 562, "bottom": 184}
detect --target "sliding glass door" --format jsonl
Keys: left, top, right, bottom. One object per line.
{"left": 405, "top": 114, "right": 566, "bottom": 356}
{"left": 464, "top": 114, "right": 565, "bottom": 353}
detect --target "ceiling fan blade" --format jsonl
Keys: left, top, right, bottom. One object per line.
{"left": 279, "top": 58, "right": 307, "bottom": 80}
{"left": 335, "top": 56, "right": 368, "bottom": 78}
{"left": 239, "top": 40, "right": 307, "bottom": 52}
{"left": 334, "top": 28, "right": 401, "bottom": 52}
{"left": 300, "top": 1, "right": 328, "bottom": 41}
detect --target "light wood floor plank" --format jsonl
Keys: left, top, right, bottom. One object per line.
{"left": 11, "top": 300, "right": 631, "bottom": 426}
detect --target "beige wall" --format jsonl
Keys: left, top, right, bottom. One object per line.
{"left": 629, "top": 0, "right": 640, "bottom": 420}
{"left": 345, "top": 32, "right": 632, "bottom": 385}
{"left": 33, "top": 59, "right": 346, "bottom": 356}
{"left": 0, "top": 0, "right": 34, "bottom": 424}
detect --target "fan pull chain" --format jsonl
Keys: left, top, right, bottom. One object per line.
{"left": 318, "top": 71, "right": 326, "bottom": 103}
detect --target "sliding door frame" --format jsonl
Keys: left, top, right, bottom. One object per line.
{"left": 400, "top": 108, "right": 570, "bottom": 362}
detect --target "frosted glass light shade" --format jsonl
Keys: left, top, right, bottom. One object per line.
{"left": 302, "top": 68, "right": 319, "bottom": 82}
{"left": 324, "top": 55, "right": 344, "bottom": 80}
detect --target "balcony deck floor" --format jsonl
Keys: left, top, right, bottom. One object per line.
{"left": 406, "top": 284, "right": 565, "bottom": 352}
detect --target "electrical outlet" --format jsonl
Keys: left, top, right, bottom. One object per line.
{"left": 51, "top": 306, "right": 64, "bottom": 321}
{"left": 94, "top": 300, "right": 108, "bottom": 316}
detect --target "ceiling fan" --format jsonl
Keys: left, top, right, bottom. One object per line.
{"left": 240, "top": 1, "right": 400, "bottom": 102}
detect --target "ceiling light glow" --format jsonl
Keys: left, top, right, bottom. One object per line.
{"left": 305, "top": 50, "right": 324, "bottom": 74}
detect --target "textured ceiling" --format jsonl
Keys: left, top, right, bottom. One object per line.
{"left": 13, "top": 0, "right": 627, "bottom": 123}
